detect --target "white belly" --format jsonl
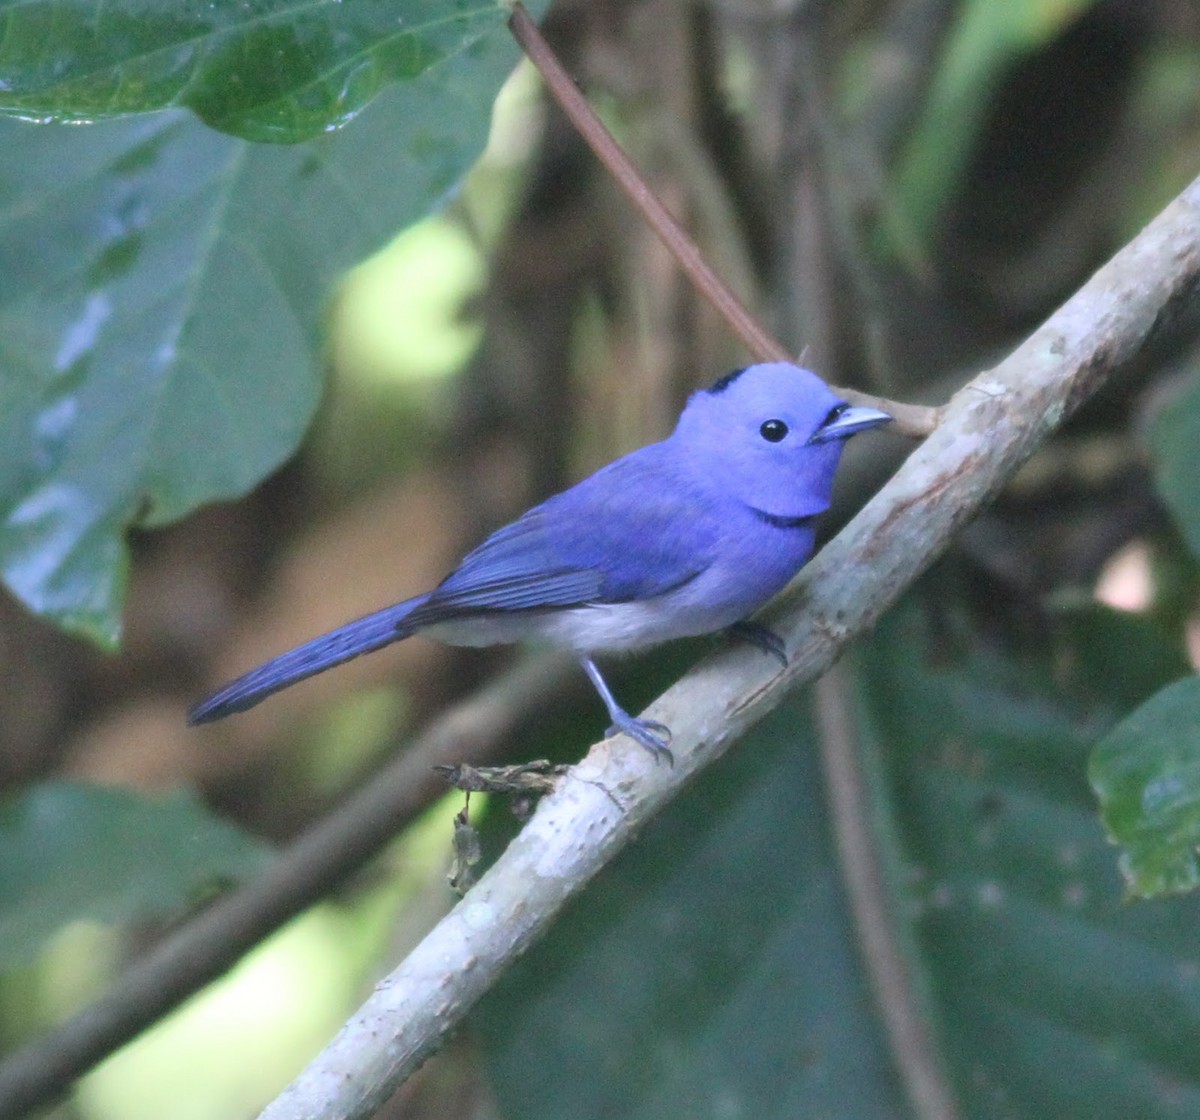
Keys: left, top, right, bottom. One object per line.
{"left": 424, "top": 578, "right": 766, "bottom": 655}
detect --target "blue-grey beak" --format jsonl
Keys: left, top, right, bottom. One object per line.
{"left": 807, "top": 405, "right": 893, "bottom": 445}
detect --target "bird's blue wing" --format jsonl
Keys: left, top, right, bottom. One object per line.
{"left": 405, "top": 446, "right": 716, "bottom": 628}
{"left": 408, "top": 567, "right": 605, "bottom": 618}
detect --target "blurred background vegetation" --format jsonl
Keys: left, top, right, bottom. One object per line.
{"left": 5, "top": 0, "right": 1200, "bottom": 1117}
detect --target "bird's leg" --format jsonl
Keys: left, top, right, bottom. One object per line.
{"left": 726, "top": 621, "right": 788, "bottom": 668}
{"left": 579, "top": 656, "right": 674, "bottom": 765}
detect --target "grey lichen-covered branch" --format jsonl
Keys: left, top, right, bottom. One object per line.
{"left": 258, "top": 176, "right": 1200, "bottom": 1120}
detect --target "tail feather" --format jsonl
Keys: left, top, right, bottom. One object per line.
{"left": 188, "top": 595, "right": 427, "bottom": 725}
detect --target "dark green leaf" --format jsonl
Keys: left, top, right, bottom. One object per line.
{"left": 1153, "top": 374, "right": 1200, "bottom": 559}
{"left": 866, "top": 607, "right": 1200, "bottom": 1117}
{"left": 0, "top": 22, "right": 523, "bottom": 644}
{"left": 0, "top": 0, "right": 508, "bottom": 143}
{"left": 0, "top": 782, "right": 269, "bottom": 969}
{"left": 1090, "top": 677, "right": 1200, "bottom": 897}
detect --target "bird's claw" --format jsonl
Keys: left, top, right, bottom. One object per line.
{"left": 727, "top": 621, "right": 788, "bottom": 668}
{"left": 606, "top": 715, "right": 674, "bottom": 766}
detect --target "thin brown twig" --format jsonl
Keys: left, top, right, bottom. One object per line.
{"left": 506, "top": 2, "right": 941, "bottom": 438}
{"left": 815, "top": 666, "right": 961, "bottom": 1120}
{"left": 507, "top": 3, "right": 787, "bottom": 365}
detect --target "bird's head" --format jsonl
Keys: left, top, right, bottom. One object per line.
{"left": 671, "top": 362, "right": 891, "bottom": 521}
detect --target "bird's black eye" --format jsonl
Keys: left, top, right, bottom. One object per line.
{"left": 760, "top": 419, "right": 789, "bottom": 443}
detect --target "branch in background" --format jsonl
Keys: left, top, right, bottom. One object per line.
{"left": 0, "top": 653, "right": 584, "bottom": 1120}
{"left": 816, "top": 666, "right": 961, "bottom": 1120}
{"left": 256, "top": 174, "right": 1200, "bottom": 1120}
{"left": 507, "top": 1, "right": 939, "bottom": 437}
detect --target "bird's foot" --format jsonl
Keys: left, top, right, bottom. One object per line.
{"left": 579, "top": 655, "right": 675, "bottom": 765}
{"left": 727, "top": 621, "right": 788, "bottom": 668}
{"left": 606, "top": 713, "right": 674, "bottom": 766}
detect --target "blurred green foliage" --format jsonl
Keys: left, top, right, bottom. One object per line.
{"left": 3, "top": 1, "right": 1200, "bottom": 1119}
{"left": 0, "top": 783, "right": 267, "bottom": 970}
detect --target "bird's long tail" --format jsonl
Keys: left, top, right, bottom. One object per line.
{"left": 187, "top": 594, "right": 429, "bottom": 725}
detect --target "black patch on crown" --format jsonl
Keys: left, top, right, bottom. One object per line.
{"left": 706, "top": 366, "right": 749, "bottom": 394}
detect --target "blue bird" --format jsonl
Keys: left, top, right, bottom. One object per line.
{"left": 188, "top": 363, "right": 890, "bottom": 761}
